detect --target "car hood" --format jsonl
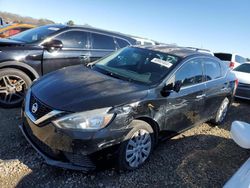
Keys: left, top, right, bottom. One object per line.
{"left": 0, "top": 38, "right": 25, "bottom": 47}
{"left": 233, "top": 71, "right": 250, "bottom": 84}
{"left": 31, "top": 65, "right": 149, "bottom": 112}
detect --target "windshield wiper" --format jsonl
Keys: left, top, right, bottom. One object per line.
{"left": 105, "top": 71, "right": 133, "bottom": 82}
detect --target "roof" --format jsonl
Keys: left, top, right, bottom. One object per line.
{"left": 136, "top": 45, "right": 211, "bottom": 58}
{"left": 66, "top": 24, "right": 136, "bottom": 42}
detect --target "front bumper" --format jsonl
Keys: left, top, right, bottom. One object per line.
{"left": 20, "top": 112, "right": 129, "bottom": 171}
{"left": 235, "top": 83, "right": 250, "bottom": 100}
{"left": 19, "top": 123, "right": 94, "bottom": 171}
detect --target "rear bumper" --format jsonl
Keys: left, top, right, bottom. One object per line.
{"left": 19, "top": 123, "right": 95, "bottom": 172}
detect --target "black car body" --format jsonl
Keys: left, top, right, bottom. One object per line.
{"left": 20, "top": 46, "right": 237, "bottom": 171}
{"left": 0, "top": 24, "right": 136, "bottom": 107}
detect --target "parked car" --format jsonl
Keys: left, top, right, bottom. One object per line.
{"left": 20, "top": 45, "right": 237, "bottom": 172}
{"left": 0, "top": 23, "right": 36, "bottom": 38}
{"left": 232, "top": 63, "right": 250, "bottom": 100}
{"left": 0, "top": 24, "right": 137, "bottom": 107}
{"left": 224, "top": 121, "right": 250, "bottom": 188}
{"left": 214, "top": 53, "right": 247, "bottom": 69}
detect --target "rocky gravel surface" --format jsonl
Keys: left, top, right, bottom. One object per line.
{"left": 0, "top": 99, "right": 250, "bottom": 188}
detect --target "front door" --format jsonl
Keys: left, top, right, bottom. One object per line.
{"left": 42, "top": 30, "right": 91, "bottom": 74}
{"left": 163, "top": 58, "right": 206, "bottom": 133}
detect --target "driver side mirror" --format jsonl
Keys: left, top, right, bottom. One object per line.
{"left": 161, "top": 80, "right": 182, "bottom": 97}
{"left": 42, "top": 39, "right": 63, "bottom": 51}
{"left": 173, "top": 80, "right": 182, "bottom": 93}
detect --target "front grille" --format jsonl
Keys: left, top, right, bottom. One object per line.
{"left": 63, "top": 152, "right": 95, "bottom": 168}
{"left": 238, "top": 82, "right": 250, "bottom": 88}
{"left": 29, "top": 93, "right": 52, "bottom": 120}
{"left": 23, "top": 122, "right": 60, "bottom": 159}
{"left": 236, "top": 89, "right": 250, "bottom": 99}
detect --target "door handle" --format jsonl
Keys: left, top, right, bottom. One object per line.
{"left": 196, "top": 94, "right": 206, "bottom": 99}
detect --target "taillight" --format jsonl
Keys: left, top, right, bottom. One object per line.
{"left": 235, "top": 79, "right": 239, "bottom": 87}
{"left": 229, "top": 61, "right": 235, "bottom": 69}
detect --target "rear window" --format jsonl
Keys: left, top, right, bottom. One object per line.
{"left": 234, "top": 64, "right": 250, "bottom": 73}
{"left": 214, "top": 53, "right": 232, "bottom": 61}
{"left": 235, "top": 55, "right": 246, "bottom": 64}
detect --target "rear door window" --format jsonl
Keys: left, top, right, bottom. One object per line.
{"left": 55, "top": 30, "right": 88, "bottom": 49}
{"left": 174, "top": 59, "right": 203, "bottom": 87}
{"left": 91, "top": 33, "right": 116, "bottom": 50}
{"left": 203, "top": 58, "right": 221, "bottom": 81}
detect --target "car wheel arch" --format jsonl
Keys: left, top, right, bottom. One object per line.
{"left": 135, "top": 116, "right": 160, "bottom": 142}
{"left": 0, "top": 61, "right": 39, "bottom": 80}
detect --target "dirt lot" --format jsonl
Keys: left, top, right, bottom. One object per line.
{"left": 0, "top": 99, "right": 250, "bottom": 188}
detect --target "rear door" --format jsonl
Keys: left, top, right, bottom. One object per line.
{"left": 164, "top": 58, "right": 206, "bottom": 132}
{"left": 89, "top": 32, "right": 117, "bottom": 62}
{"left": 201, "top": 57, "right": 228, "bottom": 119}
{"left": 42, "top": 30, "right": 91, "bottom": 74}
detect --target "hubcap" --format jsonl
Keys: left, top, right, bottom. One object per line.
{"left": 0, "top": 75, "right": 26, "bottom": 105}
{"left": 218, "top": 100, "right": 229, "bottom": 122}
{"left": 125, "top": 129, "right": 152, "bottom": 168}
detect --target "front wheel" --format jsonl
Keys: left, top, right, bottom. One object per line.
{"left": 0, "top": 68, "right": 32, "bottom": 108}
{"left": 118, "top": 120, "right": 155, "bottom": 171}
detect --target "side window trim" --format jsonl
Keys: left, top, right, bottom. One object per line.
{"left": 44, "top": 29, "right": 91, "bottom": 50}
{"left": 166, "top": 57, "right": 204, "bottom": 90}
{"left": 114, "top": 37, "right": 130, "bottom": 48}
{"left": 202, "top": 57, "right": 222, "bottom": 82}
{"left": 165, "top": 56, "right": 226, "bottom": 90}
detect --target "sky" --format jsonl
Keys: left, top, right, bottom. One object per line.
{"left": 0, "top": 0, "right": 249, "bottom": 57}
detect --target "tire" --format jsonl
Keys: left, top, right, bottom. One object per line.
{"left": 0, "top": 68, "right": 32, "bottom": 108}
{"left": 211, "top": 97, "right": 230, "bottom": 125}
{"left": 117, "top": 120, "right": 155, "bottom": 171}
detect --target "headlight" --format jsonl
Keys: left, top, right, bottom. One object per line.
{"left": 53, "top": 107, "right": 113, "bottom": 130}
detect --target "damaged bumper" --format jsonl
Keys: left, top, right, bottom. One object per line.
{"left": 20, "top": 113, "right": 129, "bottom": 171}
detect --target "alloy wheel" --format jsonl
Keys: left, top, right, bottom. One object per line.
{"left": 125, "top": 129, "right": 152, "bottom": 168}
{"left": 0, "top": 75, "right": 26, "bottom": 105}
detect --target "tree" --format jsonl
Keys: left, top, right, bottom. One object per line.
{"left": 67, "top": 20, "right": 74, "bottom": 26}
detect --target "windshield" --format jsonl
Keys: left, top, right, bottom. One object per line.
{"left": 234, "top": 63, "right": 250, "bottom": 73}
{"left": 9, "top": 25, "right": 65, "bottom": 43}
{"left": 93, "top": 47, "right": 180, "bottom": 85}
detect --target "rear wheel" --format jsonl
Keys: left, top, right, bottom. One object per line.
{"left": 0, "top": 68, "right": 32, "bottom": 108}
{"left": 118, "top": 120, "right": 155, "bottom": 171}
{"left": 212, "top": 97, "right": 230, "bottom": 125}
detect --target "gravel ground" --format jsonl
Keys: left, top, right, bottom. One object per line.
{"left": 0, "top": 99, "right": 250, "bottom": 188}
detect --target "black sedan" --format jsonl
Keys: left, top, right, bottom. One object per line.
{"left": 20, "top": 46, "right": 237, "bottom": 171}
{"left": 0, "top": 24, "right": 136, "bottom": 107}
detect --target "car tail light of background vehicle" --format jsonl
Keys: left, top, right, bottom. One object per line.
{"left": 229, "top": 61, "right": 235, "bottom": 69}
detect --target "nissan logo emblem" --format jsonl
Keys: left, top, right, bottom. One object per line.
{"left": 31, "top": 103, "right": 38, "bottom": 113}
